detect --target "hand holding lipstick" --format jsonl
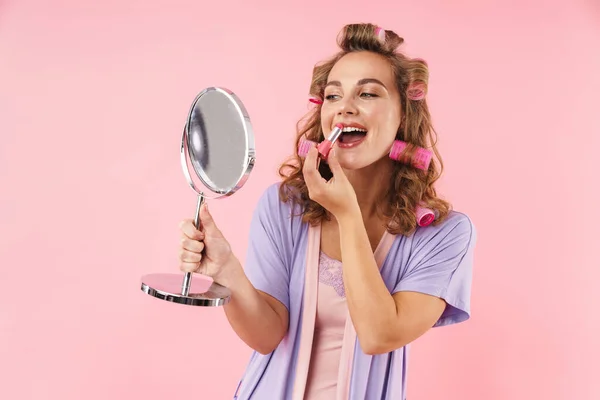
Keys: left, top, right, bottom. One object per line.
{"left": 302, "top": 144, "right": 360, "bottom": 220}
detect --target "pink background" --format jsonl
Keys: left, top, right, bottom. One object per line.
{"left": 1, "top": 0, "right": 598, "bottom": 399}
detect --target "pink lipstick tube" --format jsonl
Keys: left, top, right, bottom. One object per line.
{"left": 389, "top": 141, "right": 433, "bottom": 171}
{"left": 316, "top": 123, "right": 344, "bottom": 160}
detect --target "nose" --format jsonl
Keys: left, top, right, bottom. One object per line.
{"left": 336, "top": 96, "right": 358, "bottom": 115}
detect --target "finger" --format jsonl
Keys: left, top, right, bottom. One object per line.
{"left": 327, "top": 147, "right": 345, "bottom": 177}
{"left": 199, "top": 203, "right": 223, "bottom": 236}
{"left": 302, "top": 146, "right": 326, "bottom": 192}
{"left": 180, "top": 219, "right": 204, "bottom": 240}
{"left": 181, "top": 237, "right": 205, "bottom": 253}
{"left": 180, "top": 261, "right": 201, "bottom": 273}
{"left": 179, "top": 248, "right": 202, "bottom": 263}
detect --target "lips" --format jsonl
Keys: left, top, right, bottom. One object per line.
{"left": 340, "top": 122, "right": 367, "bottom": 130}
{"left": 336, "top": 122, "right": 368, "bottom": 147}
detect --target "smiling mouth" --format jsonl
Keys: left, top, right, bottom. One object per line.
{"left": 339, "top": 126, "right": 367, "bottom": 145}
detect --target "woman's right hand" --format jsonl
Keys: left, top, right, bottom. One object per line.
{"left": 178, "top": 202, "right": 236, "bottom": 285}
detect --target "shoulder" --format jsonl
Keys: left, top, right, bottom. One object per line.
{"left": 410, "top": 210, "right": 477, "bottom": 255}
{"left": 254, "top": 182, "right": 283, "bottom": 211}
{"left": 251, "top": 181, "right": 306, "bottom": 231}
{"left": 254, "top": 181, "right": 300, "bottom": 214}
{"left": 420, "top": 210, "right": 474, "bottom": 240}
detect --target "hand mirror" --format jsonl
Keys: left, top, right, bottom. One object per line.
{"left": 140, "top": 87, "right": 255, "bottom": 306}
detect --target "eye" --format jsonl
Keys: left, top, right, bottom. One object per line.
{"left": 360, "top": 92, "right": 378, "bottom": 98}
{"left": 325, "top": 94, "right": 340, "bottom": 101}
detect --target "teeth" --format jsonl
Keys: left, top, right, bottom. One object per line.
{"left": 342, "top": 127, "right": 367, "bottom": 133}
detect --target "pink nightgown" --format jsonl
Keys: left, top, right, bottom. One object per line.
{"left": 303, "top": 251, "right": 348, "bottom": 399}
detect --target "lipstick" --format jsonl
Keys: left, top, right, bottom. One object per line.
{"left": 316, "top": 123, "right": 344, "bottom": 160}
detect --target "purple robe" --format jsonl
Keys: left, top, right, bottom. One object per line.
{"left": 233, "top": 183, "right": 476, "bottom": 399}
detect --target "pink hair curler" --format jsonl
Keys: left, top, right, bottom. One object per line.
{"left": 374, "top": 26, "right": 386, "bottom": 42}
{"left": 416, "top": 204, "right": 436, "bottom": 227}
{"left": 297, "top": 138, "right": 317, "bottom": 157}
{"left": 407, "top": 82, "right": 426, "bottom": 101}
{"left": 389, "top": 140, "right": 432, "bottom": 171}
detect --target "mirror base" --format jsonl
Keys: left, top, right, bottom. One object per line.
{"left": 140, "top": 273, "right": 231, "bottom": 307}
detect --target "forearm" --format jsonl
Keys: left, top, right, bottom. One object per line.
{"left": 337, "top": 212, "right": 399, "bottom": 353}
{"left": 221, "top": 256, "right": 288, "bottom": 355}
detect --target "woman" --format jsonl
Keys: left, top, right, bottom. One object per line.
{"left": 178, "top": 23, "right": 476, "bottom": 400}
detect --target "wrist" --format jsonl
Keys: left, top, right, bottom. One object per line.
{"left": 217, "top": 254, "right": 246, "bottom": 291}
{"left": 335, "top": 204, "right": 362, "bottom": 228}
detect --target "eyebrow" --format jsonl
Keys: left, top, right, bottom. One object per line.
{"left": 324, "top": 78, "right": 388, "bottom": 90}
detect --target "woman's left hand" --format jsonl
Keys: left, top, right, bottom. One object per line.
{"left": 302, "top": 146, "right": 360, "bottom": 219}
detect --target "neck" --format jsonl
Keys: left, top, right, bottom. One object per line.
{"left": 343, "top": 157, "right": 394, "bottom": 221}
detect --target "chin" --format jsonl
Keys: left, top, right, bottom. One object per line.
{"left": 337, "top": 155, "right": 370, "bottom": 170}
